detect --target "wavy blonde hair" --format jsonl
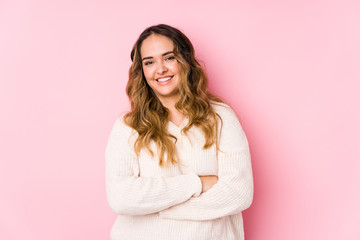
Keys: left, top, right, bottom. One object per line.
{"left": 124, "top": 24, "right": 223, "bottom": 166}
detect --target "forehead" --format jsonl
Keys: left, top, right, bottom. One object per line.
{"left": 140, "top": 34, "right": 174, "bottom": 57}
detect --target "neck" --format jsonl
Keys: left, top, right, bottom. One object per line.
{"left": 157, "top": 95, "right": 178, "bottom": 110}
{"left": 158, "top": 96, "right": 185, "bottom": 126}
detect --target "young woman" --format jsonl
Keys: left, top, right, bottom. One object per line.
{"left": 105, "top": 24, "right": 254, "bottom": 240}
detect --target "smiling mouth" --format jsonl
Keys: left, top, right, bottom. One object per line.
{"left": 156, "top": 76, "right": 173, "bottom": 82}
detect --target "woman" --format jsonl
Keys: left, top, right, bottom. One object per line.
{"left": 105, "top": 24, "right": 254, "bottom": 240}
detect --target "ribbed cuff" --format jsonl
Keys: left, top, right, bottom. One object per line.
{"left": 186, "top": 173, "right": 202, "bottom": 197}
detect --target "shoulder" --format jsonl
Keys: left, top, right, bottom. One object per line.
{"left": 210, "top": 102, "right": 249, "bottom": 150}
{"left": 109, "top": 112, "right": 137, "bottom": 136}
{"left": 210, "top": 101, "right": 246, "bottom": 136}
{"left": 106, "top": 112, "right": 138, "bottom": 151}
{"left": 210, "top": 101, "right": 232, "bottom": 113}
{"left": 210, "top": 101, "right": 239, "bottom": 122}
{"left": 106, "top": 112, "right": 138, "bottom": 156}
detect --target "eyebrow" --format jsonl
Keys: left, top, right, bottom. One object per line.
{"left": 142, "top": 51, "right": 174, "bottom": 61}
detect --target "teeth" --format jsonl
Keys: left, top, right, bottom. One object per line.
{"left": 157, "top": 77, "right": 172, "bottom": 82}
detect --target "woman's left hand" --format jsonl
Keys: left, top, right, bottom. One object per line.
{"left": 199, "top": 175, "right": 218, "bottom": 193}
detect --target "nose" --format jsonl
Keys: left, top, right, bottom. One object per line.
{"left": 156, "top": 61, "right": 168, "bottom": 74}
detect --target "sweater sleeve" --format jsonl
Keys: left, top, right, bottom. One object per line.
{"left": 105, "top": 116, "right": 202, "bottom": 216}
{"left": 159, "top": 105, "right": 254, "bottom": 220}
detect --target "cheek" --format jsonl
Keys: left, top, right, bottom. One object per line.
{"left": 142, "top": 68, "right": 155, "bottom": 88}
{"left": 170, "top": 62, "right": 181, "bottom": 74}
{"left": 142, "top": 67, "right": 152, "bottom": 81}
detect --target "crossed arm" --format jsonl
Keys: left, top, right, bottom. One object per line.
{"left": 105, "top": 107, "right": 253, "bottom": 219}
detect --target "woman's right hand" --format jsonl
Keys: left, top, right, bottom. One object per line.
{"left": 199, "top": 175, "right": 218, "bottom": 193}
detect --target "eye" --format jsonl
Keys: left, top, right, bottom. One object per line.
{"left": 144, "top": 61, "right": 153, "bottom": 66}
{"left": 165, "top": 56, "right": 175, "bottom": 61}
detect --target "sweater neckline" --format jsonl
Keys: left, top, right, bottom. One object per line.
{"left": 168, "top": 117, "right": 189, "bottom": 130}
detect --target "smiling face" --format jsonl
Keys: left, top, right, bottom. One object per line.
{"left": 140, "top": 34, "right": 182, "bottom": 106}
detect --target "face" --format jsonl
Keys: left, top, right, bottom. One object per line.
{"left": 140, "top": 34, "right": 181, "bottom": 105}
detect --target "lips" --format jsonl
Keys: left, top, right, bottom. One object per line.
{"left": 156, "top": 76, "right": 173, "bottom": 83}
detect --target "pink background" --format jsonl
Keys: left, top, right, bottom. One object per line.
{"left": 1, "top": 0, "right": 359, "bottom": 239}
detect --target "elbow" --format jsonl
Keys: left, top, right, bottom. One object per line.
{"left": 106, "top": 193, "right": 130, "bottom": 215}
{"left": 106, "top": 190, "right": 151, "bottom": 215}
{"left": 233, "top": 179, "right": 254, "bottom": 212}
{"left": 240, "top": 181, "right": 254, "bottom": 211}
{"left": 242, "top": 188, "right": 254, "bottom": 210}
{"left": 106, "top": 186, "right": 137, "bottom": 215}
{"left": 107, "top": 196, "right": 144, "bottom": 215}
{"left": 105, "top": 177, "right": 138, "bottom": 215}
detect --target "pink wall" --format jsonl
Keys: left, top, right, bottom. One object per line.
{"left": 1, "top": 0, "right": 359, "bottom": 239}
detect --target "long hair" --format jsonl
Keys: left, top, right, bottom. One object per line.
{"left": 124, "top": 24, "right": 222, "bottom": 166}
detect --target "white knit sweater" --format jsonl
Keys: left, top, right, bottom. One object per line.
{"left": 105, "top": 102, "right": 254, "bottom": 240}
